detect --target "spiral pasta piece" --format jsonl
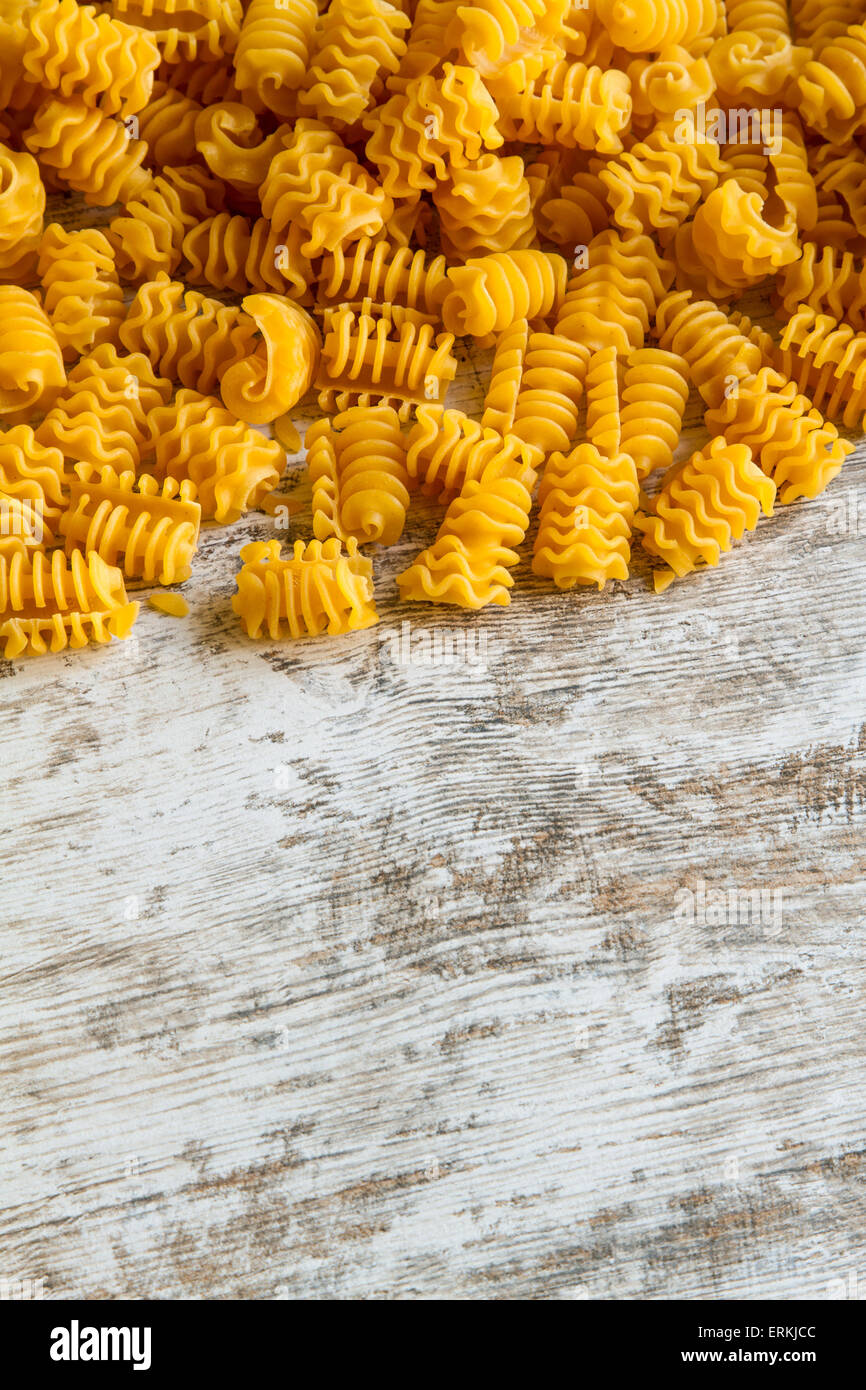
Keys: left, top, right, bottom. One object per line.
{"left": 108, "top": 165, "right": 226, "bottom": 283}
{"left": 599, "top": 115, "right": 730, "bottom": 243}
{"left": 636, "top": 436, "right": 776, "bottom": 590}
{"left": 706, "top": 366, "right": 854, "bottom": 502}
{"left": 316, "top": 305, "right": 457, "bottom": 420}
{"left": 495, "top": 59, "right": 632, "bottom": 154}
{"left": 0, "top": 142, "right": 44, "bottom": 283}
{"left": 0, "top": 286, "right": 66, "bottom": 418}
{"left": 627, "top": 46, "right": 715, "bottom": 125}
{"left": 596, "top": 0, "right": 719, "bottom": 52}
{"left": 530, "top": 158, "right": 609, "bottom": 252}
{"left": 0, "top": 424, "right": 68, "bottom": 548}
{"left": 137, "top": 83, "right": 203, "bottom": 169}
{"left": 434, "top": 154, "right": 535, "bottom": 259}
{"left": 689, "top": 180, "right": 801, "bottom": 294}
{"left": 299, "top": 0, "right": 410, "bottom": 125}
{"left": 656, "top": 289, "right": 765, "bottom": 406}
{"left": 183, "top": 214, "right": 313, "bottom": 301}
{"left": 532, "top": 442, "right": 639, "bottom": 590}
{"left": 397, "top": 437, "right": 538, "bottom": 608}
{"left": 37, "top": 223, "right": 124, "bottom": 359}
{"left": 584, "top": 347, "right": 621, "bottom": 457}
{"left": 36, "top": 342, "right": 171, "bottom": 473}
{"left": 23, "top": 0, "right": 161, "bottom": 116}
{"left": 556, "top": 230, "right": 674, "bottom": 355}
{"left": 260, "top": 118, "right": 392, "bottom": 258}
{"left": 775, "top": 243, "right": 866, "bottom": 330}
{"left": 219, "top": 294, "right": 321, "bottom": 425}
{"left": 60, "top": 465, "right": 201, "bottom": 585}
{"left": 364, "top": 61, "right": 502, "bottom": 197}
{"left": 233, "top": 536, "right": 378, "bottom": 640}
{"left": 307, "top": 405, "right": 410, "bottom": 546}
{"left": 146, "top": 387, "right": 284, "bottom": 523}
{"left": 0, "top": 547, "right": 138, "bottom": 657}
{"left": 797, "top": 22, "right": 866, "bottom": 142}
{"left": 620, "top": 348, "right": 690, "bottom": 482}
{"left": 234, "top": 0, "right": 318, "bottom": 117}
{"left": 775, "top": 305, "right": 866, "bottom": 429}
{"left": 317, "top": 238, "right": 448, "bottom": 319}
{"left": 480, "top": 319, "right": 528, "bottom": 436}
{"left": 441, "top": 250, "right": 567, "bottom": 338}
{"left": 505, "top": 331, "right": 589, "bottom": 456}
{"left": 406, "top": 407, "right": 508, "bottom": 501}
{"left": 194, "top": 102, "right": 289, "bottom": 197}
{"left": 792, "top": 0, "right": 862, "bottom": 52}
{"left": 449, "top": 0, "right": 569, "bottom": 75}
{"left": 112, "top": 0, "right": 242, "bottom": 66}
{"left": 120, "top": 273, "right": 260, "bottom": 395}
{"left": 24, "top": 95, "right": 150, "bottom": 207}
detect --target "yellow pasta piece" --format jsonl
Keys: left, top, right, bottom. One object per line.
{"left": 556, "top": 230, "right": 674, "bottom": 355}
{"left": 112, "top": 0, "right": 242, "bottom": 67}
{"left": 689, "top": 179, "right": 800, "bottom": 295}
{"left": 797, "top": 22, "right": 866, "bottom": 142}
{"left": 149, "top": 591, "right": 189, "bottom": 616}
{"left": 146, "top": 387, "right": 285, "bottom": 523}
{"left": 599, "top": 114, "right": 730, "bottom": 243}
{"left": 22, "top": 0, "right": 161, "bottom": 116}
{"left": 299, "top": 0, "right": 410, "bottom": 126}
{"left": 25, "top": 95, "right": 150, "bottom": 206}
{"left": 109, "top": 166, "right": 226, "bottom": 283}
{"left": 307, "top": 405, "right": 410, "bottom": 546}
{"left": 233, "top": 536, "right": 378, "bottom": 640}
{"left": 316, "top": 304, "right": 457, "bottom": 420}
{"left": 233, "top": 0, "right": 318, "bottom": 118}
{"left": 584, "top": 346, "right": 621, "bottom": 458}
{"left": 218, "top": 294, "right": 321, "bottom": 426}
{"left": 406, "top": 406, "right": 499, "bottom": 501}
{"left": 655, "top": 290, "right": 765, "bottom": 407}
{"left": 595, "top": 0, "right": 719, "bottom": 53}
{"left": 37, "top": 223, "right": 125, "bottom": 359}
{"left": 36, "top": 342, "right": 171, "bottom": 473}
{"left": 494, "top": 58, "right": 632, "bottom": 153}
{"left": 441, "top": 250, "right": 567, "bottom": 338}
{"left": 532, "top": 442, "right": 639, "bottom": 590}
{"left": 119, "top": 273, "right": 259, "bottom": 395}
{"left": 0, "top": 547, "right": 139, "bottom": 658}
{"left": 60, "top": 465, "right": 201, "bottom": 586}
{"left": 0, "top": 424, "right": 68, "bottom": 549}
{"left": 316, "top": 238, "right": 448, "bottom": 319}
{"left": 775, "top": 243, "right": 866, "bottom": 331}
{"left": 636, "top": 436, "right": 776, "bottom": 590}
{"left": 137, "top": 82, "right": 203, "bottom": 169}
{"left": 620, "top": 348, "right": 690, "bottom": 482}
{"left": 182, "top": 213, "right": 313, "bottom": 301}
{"left": 0, "top": 286, "right": 66, "bottom": 418}
{"left": 0, "top": 141, "right": 43, "bottom": 284}
{"left": 434, "top": 153, "right": 535, "bottom": 259}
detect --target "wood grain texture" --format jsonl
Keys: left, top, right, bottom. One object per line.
{"left": 1, "top": 200, "right": 865, "bottom": 1301}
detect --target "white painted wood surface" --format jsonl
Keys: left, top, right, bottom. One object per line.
{"left": 1, "top": 208, "right": 865, "bottom": 1298}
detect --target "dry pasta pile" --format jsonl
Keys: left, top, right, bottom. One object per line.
{"left": 0, "top": 0, "right": 865, "bottom": 653}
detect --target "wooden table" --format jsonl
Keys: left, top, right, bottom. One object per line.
{"left": 2, "top": 228, "right": 865, "bottom": 1299}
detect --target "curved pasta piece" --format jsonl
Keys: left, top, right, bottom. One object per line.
{"left": 656, "top": 289, "right": 765, "bottom": 406}
{"left": 112, "top": 0, "right": 243, "bottom": 66}
{"left": 0, "top": 424, "right": 68, "bottom": 548}
{"left": 595, "top": 0, "right": 719, "bottom": 52}
{"left": 406, "top": 406, "right": 502, "bottom": 501}
{"left": 775, "top": 243, "right": 866, "bottom": 330}
{"left": 598, "top": 114, "right": 730, "bottom": 243}
{"left": 119, "top": 273, "right": 260, "bottom": 394}
{"left": 218, "top": 294, "right": 321, "bottom": 425}
{"left": 495, "top": 58, "right": 632, "bottom": 154}
{"left": 532, "top": 442, "right": 639, "bottom": 590}
{"left": 233, "top": 536, "right": 378, "bottom": 640}
{"left": 36, "top": 342, "right": 172, "bottom": 472}
{"left": 24, "top": 95, "right": 150, "bottom": 206}
{"left": 137, "top": 83, "right": 203, "bottom": 169}
{"left": 317, "top": 238, "right": 448, "bottom": 318}
{"left": 556, "top": 229, "right": 674, "bottom": 354}
{"left": 183, "top": 213, "right": 313, "bottom": 300}
{"left": 584, "top": 346, "right": 621, "bottom": 457}
{"left": 23, "top": 0, "right": 160, "bottom": 116}
{"left": 511, "top": 330, "right": 589, "bottom": 455}
{"left": 689, "top": 179, "right": 800, "bottom": 293}
{"left": 433, "top": 153, "right": 535, "bottom": 258}
{"left": 620, "top": 348, "right": 690, "bottom": 481}
{"left": 108, "top": 165, "right": 226, "bottom": 282}
{"left": 635, "top": 435, "right": 776, "bottom": 589}
{"left": 316, "top": 304, "right": 457, "bottom": 420}
{"left": 146, "top": 387, "right": 284, "bottom": 523}
{"left": 299, "top": 0, "right": 410, "bottom": 125}
{"left": 442, "top": 250, "right": 567, "bottom": 337}
{"left": 60, "top": 464, "right": 201, "bottom": 585}
{"left": 797, "top": 21, "right": 866, "bottom": 142}
{"left": 0, "top": 547, "right": 138, "bottom": 658}
{"left": 0, "top": 286, "right": 66, "bottom": 417}
{"left": 0, "top": 142, "right": 44, "bottom": 284}
{"left": 233, "top": 0, "right": 317, "bottom": 117}
{"left": 38, "top": 223, "right": 125, "bottom": 359}
{"left": 307, "top": 405, "right": 410, "bottom": 546}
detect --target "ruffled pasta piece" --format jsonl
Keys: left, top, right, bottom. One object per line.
{"left": 183, "top": 214, "right": 313, "bottom": 301}
{"left": 448, "top": 0, "right": 568, "bottom": 76}
{"left": 299, "top": 0, "right": 410, "bottom": 125}
{"left": 797, "top": 21, "right": 866, "bottom": 142}
{"left": 0, "top": 142, "right": 44, "bottom": 284}
{"left": 146, "top": 387, "right": 284, "bottom": 523}
{"left": 656, "top": 289, "right": 768, "bottom": 406}
{"left": 137, "top": 83, "right": 203, "bottom": 169}
{"left": 37, "top": 223, "right": 124, "bottom": 360}
{"left": 0, "top": 286, "right": 65, "bottom": 418}
{"left": 194, "top": 102, "right": 289, "bottom": 197}
{"left": 527, "top": 152, "right": 609, "bottom": 251}
{"left": 0, "top": 424, "right": 68, "bottom": 548}
{"left": 812, "top": 145, "right": 866, "bottom": 239}
{"left": 584, "top": 346, "right": 621, "bottom": 457}
{"left": 769, "top": 112, "right": 818, "bottom": 232}
{"left": 532, "top": 442, "right": 638, "bottom": 590}
{"left": 364, "top": 62, "right": 502, "bottom": 197}
{"left": 390, "top": 0, "right": 460, "bottom": 92}
{"left": 792, "top": 0, "right": 862, "bottom": 51}
{"left": 23, "top": 0, "right": 160, "bottom": 116}
{"left": 599, "top": 114, "right": 730, "bottom": 243}
{"left": 689, "top": 180, "right": 800, "bottom": 294}
{"left": 406, "top": 406, "right": 505, "bottom": 501}
{"left": 480, "top": 319, "right": 528, "bottom": 436}
{"left": 775, "top": 242, "right": 866, "bottom": 330}
{"left": 0, "top": 547, "right": 138, "bottom": 658}
{"left": 433, "top": 154, "right": 535, "bottom": 259}
{"left": 508, "top": 330, "right": 589, "bottom": 455}
{"left": 59, "top": 464, "right": 201, "bottom": 585}
{"left": 260, "top": 118, "right": 392, "bottom": 258}
{"left": 706, "top": 365, "right": 854, "bottom": 502}
{"left": 317, "top": 237, "right": 448, "bottom": 320}
{"left": 119, "top": 273, "right": 259, "bottom": 395}
{"left": 112, "top": 0, "right": 243, "bottom": 66}
{"left": 441, "top": 250, "right": 568, "bottom": 337}
{"left": 233, "top": 536, "right": 378, "bottom": 640}
{"left": 24, "top": 96, "right": 150, "bottom": 207}
{"left": 635, "top": 435, "right": 776, "bottom": 590}
{"left": 233, "top": 0, "right": 318, "bottom": 117}
{"left": 556, "top": 229, "right": 674, "bottom": 354}
{"left": 306, "top": 405, "right": 410, "bottom": 546}
{"left": 156, "top": 55, "right": 241, "bottom": 104}
{"left": 709, "top": 26, "right": 807, "bottom": 106}
{"left": 620, "top": 348, "right": 690, "bottom": 482}
{"left": 108, "top": 165, "right": 226, "bottom": 284}
{"left": 316, "top": 304, "right": 457, "bottom": 420}
{"left": 36, "top": 342, "right": 171, "bottom": 473}
{"left": 219, "top": 294, "right": 320, "bottom": 425}
{"left": 595, "top": 0, "right": 719, "bottom": 52}
{"left": 0, "top": 2, "right": 34, "bottom": 116}
{"left": 495, "top": 58, "right": 632, "bottom": 154}
{"left": 397, "top": 437, "right": 538, "bottom": 608}
{"left": 627, "top": 46, "right": 715, "bottom": 126}
{"left": 774, "top": 305, "right": 866, "bottom": 429}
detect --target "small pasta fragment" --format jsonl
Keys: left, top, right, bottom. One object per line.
{"left": 37, "top": 224, "right": 125, "bottom": 360}
{"left": 307, "top": 405, "right": 410, "bottom": 546}
{"left": 233, "top": 536, "right": 378, "bottom": 640}
{"left": 635, "top": 436, "right": 776, "bottom": 591}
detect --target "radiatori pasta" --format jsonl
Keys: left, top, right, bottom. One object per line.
{"left": 0, "top": 0, "right": 863, "bottom": 653}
